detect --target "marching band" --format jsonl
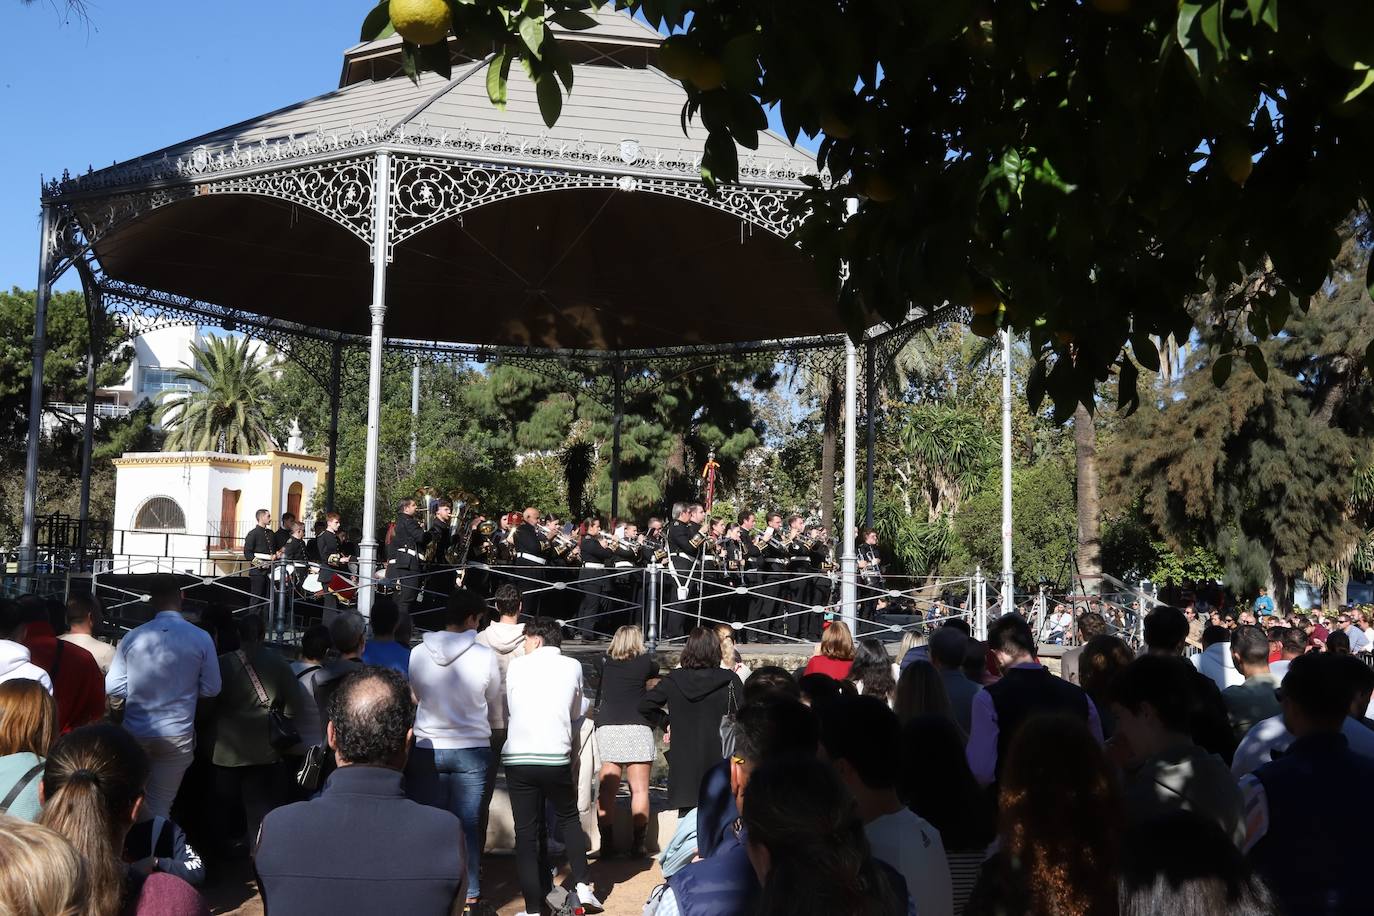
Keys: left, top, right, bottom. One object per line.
{"left": 246, "top": 489, "right": 888, "bottom": 641}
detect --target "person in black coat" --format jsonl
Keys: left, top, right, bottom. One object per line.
{"left": 511, "top": 507, "right": 550, "bottom": 617}
{"left": 639, "top": 626, "right": 744, "bottom": 812}
{"left": 578, "top": 518, "right": 616, "bottom": 634}
{"left": 255, "top": 667, "right": 466, "bottom": 916}
{"left": 388, "top": 498, "right": 428, "bottom": 619}
{"left": 243, "top": 509, "right": 275, "bottom": 610}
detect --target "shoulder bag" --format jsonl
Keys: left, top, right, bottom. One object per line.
{"left": 719, "top": 676, "right": 740, "bottom": 758}
{"left": 237, "top": 650, "right": 300, "bottom": 753}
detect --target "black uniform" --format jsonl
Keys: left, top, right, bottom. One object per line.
{"left": 389, "top": 513, "right": 429, "bottom": 617}
{"left": 273, "top": 525, "right": 294, "bottom": 553}
{"left": 577, "top": 534, "right": 616, "bottom": 633}
{"left": 426, "top": 517, "right": 455, "bottom": 605}
{"left": 781, "top": 532, "right": 814, "bottom": 639}
{"left": 667, "top": 520, "right": 705, "bottom": 637}
{"left": 858, "top": 541, "right": 885, "bottom": 596}
{"left": 753, "top": 529, "right": 788, "bottom": 639}
{"left": 281, "top": 537, "right": 309, "bottom": 591}
{"left": 511, "top": 522, "right": 550, "bottom": 616}
{"left": 243, "top": 524, "right": 274, "bottom": 608}
{"left": 315, "top": 528, "right": 344, "bottom": 614}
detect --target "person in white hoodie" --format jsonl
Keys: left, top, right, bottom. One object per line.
{"left": 405, "top": 588, "right": 502, "bottom": 910}
{"left": 0, "top": 599, "right": 52, "bottom": 693}
{"left": 504, "top": 617, "right": 602, "bottom": 916}
{"left": 1191, "top": 624, "right": 1244, "bottom": 692}
{"left": 474, "top": 583, "right": 526, "bottom": 857}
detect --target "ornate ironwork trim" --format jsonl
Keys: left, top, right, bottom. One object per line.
{"left": 387, "top": 153, "right": 803, "bottom": 258}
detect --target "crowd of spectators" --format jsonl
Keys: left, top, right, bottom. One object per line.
{"left": 1, "top": 577, "right": 1369, "bottom": 915}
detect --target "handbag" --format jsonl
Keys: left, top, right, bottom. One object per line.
{"left": 718, "top": 677, "right": 740, "bottom": 758}
{"left": 296, "top": 744, "right": 326, "bottom": 792}
{"left": 237, "top": 650, "right": 300, "bottom": 753}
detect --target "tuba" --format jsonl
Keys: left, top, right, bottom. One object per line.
{"left": 445, "top": 494, "right": 479, "bottom": 565}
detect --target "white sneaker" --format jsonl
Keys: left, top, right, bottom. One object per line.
{"left": 575, "top": 882, "right": 604, "bottom": 913}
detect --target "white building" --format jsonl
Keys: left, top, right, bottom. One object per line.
{"left": 109, "top": 449, "right": 327, "bottom": 576}
{"left": 45, "top": 324, "right": 272, "bottom": 431}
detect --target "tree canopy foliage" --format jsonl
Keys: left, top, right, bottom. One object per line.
{"left": 360, "top": 0, "right": 1374, "bottom": 418}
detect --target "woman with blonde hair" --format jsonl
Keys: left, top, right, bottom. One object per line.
{"left": 593, "top": 624, "right": 659, "bottom": 857}
{"left": 0, "top": 815, "right": 89, "bottom": 916}
{"left": 39, "top": 724, "right": 207, "bottom": 916}
{"left": 714, "top": 622, "right": 752, "bottom": 682}
{"left": 0, "top": 678, "right": 57, "bottom": 821}
{"left": 803, "top": 619, "right": 856, "bottom": 680}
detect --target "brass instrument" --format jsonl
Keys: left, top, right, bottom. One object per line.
{"left": 551, "top": 530, "right": 577, "bottom": 558}
{"left": 446, "top": 495, "right": 480, "bottom": 565}
{"left": 326, "top": 552, "right": 345, "bottom": 567}
{"left": 477, "top": 519, "right": 497, "bottom": 536}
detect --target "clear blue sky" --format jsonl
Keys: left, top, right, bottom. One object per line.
{"left": 2, "top": 1, "right": 364, "bottom": 292}
{"left": 1, "top": 2, "right": 813, "bottom": 295}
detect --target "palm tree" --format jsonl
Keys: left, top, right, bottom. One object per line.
{"left": 155, "top": 335, "right": 277, "bottom": 454}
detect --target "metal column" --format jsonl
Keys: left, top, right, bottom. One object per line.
{"left": 325, "top": 337, "right": 343, "bottom": 513}
{"left": 1000, "top": 328, "right": 1013, "bottom": 612}
{"left": 610, "top": 359, "right": 623, "bottom": 522}
{"left": 76, "top": 262, "right": 100, "bottom": 555}
{"left": 863, "top": 339, "right": 876, "bottom": 530}
{"left": 840, "top": 337, "right": 859, "bottom": 631}
{"left": 358, "top": 150, "right": 393, "bottom": 622}
{"left": 409, "top": 355, "right": 419, "bottom": 467}
{"left": 20, "top": 205, "right": 54, "bottom": 578}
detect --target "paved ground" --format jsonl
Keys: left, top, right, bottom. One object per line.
{"left": 206, "top": 854, "right": 665, "bottom": 915}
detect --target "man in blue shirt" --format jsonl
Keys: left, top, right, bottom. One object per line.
{"left": 1253, "top": 587, "right": 1275, "bottom": 618}
{"left": 106, "top": 574, "right": 221, "bottom": 819}
{"left": 361, "top": 596, "right": 410, "bottom": 677}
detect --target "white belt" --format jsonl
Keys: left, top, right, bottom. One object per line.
{"left": 675, "top": 552, "right": 697, "bottom": 562}
{"left": 614, "top": 561, "right": 635, "bottom": 568}
{"left": 582, "top": 562, "right": 605, "bottom": 569}
{"left": 518, "top": 552, "right": 547, "bottom": 565}
{"left": 398, "top": 547, "right": 418, "bottom": 557}
{"left": 764, "top": 558, "right": 786, "bottom": 565}
{"left": 253, "top": 553, "right": 273, "bottom": 560}
{"left": 703, "top": 557, "right": 720, "bottom": 566}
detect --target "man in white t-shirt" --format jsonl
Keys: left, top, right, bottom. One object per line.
{"left": 60, "top": 593, "right": 117, "bottom": 674}
{"left": 820, "top": 694, "right": 953, "bottom": 916}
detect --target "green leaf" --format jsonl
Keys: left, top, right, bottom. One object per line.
{"left": 1346, "top": 69, "right": 1374, "bottom": 104}
{"left": 701, "top": 130, "right": 739, "bottom": 187}
{"left": 1212, "top": 353, "right": 1233, "bottom": 386}
{"left": 534, "top": 70, "right": 563, "bottom": 127}
{"left": 361, "top": 0, "right": 391, "bottom": 41}
{"left": 1245, "top": 0, "right": 1277, "bottom": 30}
{"left": 520, "top": 15, "right": 546, "bottom": 59}
{"left": 419, "top": 40, "right": 452, "bottom": 80}
{"left": 1117, "top": 359, "right": 1140, "bottom": 414}
{"left": 487, "top": 46, "right": 511, "bottom": 108}
{"left": 1131, "top": 334, "right": 1161, "bottom": 373}
{"left": 1266, "top": 292, "right": 1290, "bottom": 334}
{"left": 402, "top": 42, "right": 419, "bottom": 83}
{"left": 1027, "top": 358, "right": 1047, "bottom": 413}
{"left": 551, "top": 9, "right": 598, "bottom": 30}
{"left": 1244, "top": 344, "right": 1268, "bottom": 382}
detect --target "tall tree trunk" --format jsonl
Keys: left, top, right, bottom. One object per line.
{"left": 1270, "top": 559, "right": 1293, "bottom": 614}
{"left": 819, "top": 375, "right": 840, "bottom": 532}
{"left": 1074, "top": 404, "right": 1102, "bottom": 597}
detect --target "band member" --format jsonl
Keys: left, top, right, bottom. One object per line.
{"left": 808, "top": 524, "right": 835, "bottom": 634}
{"left": 426, "top": 498, "right": 455, "bottom": 601}
{"left": 721, "top": 522, "right": 748, "bottom": 633}
{"left": 667, "top": 502, "right": 708, "bottom": 636}
{"left": 858, "top": 528, "right": 885, "bottom": 593}
{"left": 753, "top": 513, "right": 788, "bottom": 638}
{"left": 316, "top": 512, "right": 349, "bottom": 616}
{"left": 702, "top": 517, "right": 727, "bottom": 605}
{"left": 281, "top": 521, "right": 309, "bottom": 592}
{"left": 736, "top": 511, "right": 762, "bottom": 643}
{"left": 577, "top": 517, "right": 615, "bottom": 634}
{"left": 781, "top": 514, "right": 812, "bottom": 639}
{"left": 243, "top": 509, "right": 274, "bottom": 608}
{"left": 511, "top": 507, "right": 550, "bottom": 616}
{"left": 388, "top": 497, "right": 429, "bottom": 621}
{"left": 273, "top": 512, "right": 296, "bottom": 553}
{"left": 306, "top": 519, "right": 326, "bottom": 564}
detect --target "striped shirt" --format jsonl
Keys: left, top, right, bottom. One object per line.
{"left": 947, "top": 849, "right": 988, "bottom": 916}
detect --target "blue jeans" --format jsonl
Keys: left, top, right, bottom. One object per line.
{"left": 406, "top": 745, "right": 491, "bottom": 899}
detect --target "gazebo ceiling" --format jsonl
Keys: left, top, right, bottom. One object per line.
{"left": 92, "top": 188, "right": 836, "bottom": 349}
{"left": 66, "top": 8, "right": 838, "bottom": 352}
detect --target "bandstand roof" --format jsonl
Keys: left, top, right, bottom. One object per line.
{"left": 47, "top": 9, "right": 845, "bottom": 354}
